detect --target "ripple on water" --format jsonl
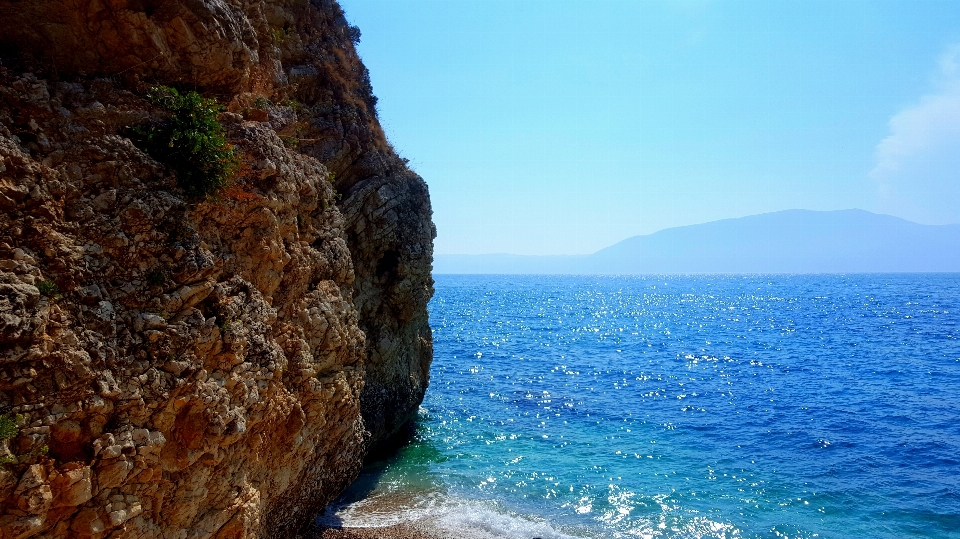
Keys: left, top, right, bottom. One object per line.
{"left": 324, "top": 275, "right": 960, "bottom": 539}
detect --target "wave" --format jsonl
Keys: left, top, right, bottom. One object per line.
{"left": 318, "top": 488, "right": 748, "bottom": 539}
{"left": 318, "top": 491, "right": 589, "bottom": 538}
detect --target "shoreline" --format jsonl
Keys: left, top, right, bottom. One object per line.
{"left": 307, "top": 501, "right": 575, "bottom": 539}
{"left": 307, "top": 479, "right": 579, "bottom": 539}
{"left": 308, "top": 523, "right": 448, "bottom": 539}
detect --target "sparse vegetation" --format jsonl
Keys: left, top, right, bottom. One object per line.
{"left": 134, "top": 86, "right": 238, "bottom": 199}
{"left": 269, "top": 27, "right": 288, "bottom": 45}
{"left": 2, "top": 443, "right": 50, "bottom": 467}
{"left": 347, "top": 25, "right": 361, "bottom": 45}
{"left": 0, "top": 413, "right": 21, "bottom": 441}
{"left": 358, "top": 65, "right": 377, "bottom": 113}
{"left": 279, "top": 99, "right": 304, "bottom": 112}
{"left": 326, "top": 172, "right": 343, "bottom": 202}
{"left": 36, "top": 280, "right": 59, "bottom": 297}
{"left": 280, "top": 121, "right": 308, "bottom": 150}
{"left": 219, "top": 318, "right": 239, "bottom": 333}
{"left": 0, "top": 413, "right": 22, "bottom": 466}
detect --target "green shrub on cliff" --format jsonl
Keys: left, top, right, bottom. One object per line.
{"left": 36, "top": 280, "right": 58, "bottom": 297}
{"left": 135, "top": 86, "right": 238, "bottom": 198}
{"left": 0, "top": 413, "right": 21, "bottom": 441}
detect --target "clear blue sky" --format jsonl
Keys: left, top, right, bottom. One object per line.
{"left": 339, "top": 0, "right": 960, "bottom": 255}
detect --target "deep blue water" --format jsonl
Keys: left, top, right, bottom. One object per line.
{"left": 324, "top": 274, "right": 960, "bottom": 538}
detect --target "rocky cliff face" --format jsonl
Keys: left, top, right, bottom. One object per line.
{"left": 0, "top": 1, "right": 434, "bottom": 537}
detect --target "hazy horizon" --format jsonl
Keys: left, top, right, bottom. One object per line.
{"left": 340, "top": 0, "right": 960, "bottom": 255}
{"left": 433, "top": 209, "right": 960, "bottom": 273}
{"left": 438, "top": 208, "right": 960, "bottom": 256}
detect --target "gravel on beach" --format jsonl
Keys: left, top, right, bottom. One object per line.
{"left": 306, "top": 523, "right": 449, "bottom": 539}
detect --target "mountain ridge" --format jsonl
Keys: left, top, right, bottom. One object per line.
{"left": 436, "top": 209, "right": 960, "bottom": 274}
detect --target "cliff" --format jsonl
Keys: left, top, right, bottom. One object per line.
{"left": 0, "top": 0, "right": 434, "bottom": 537}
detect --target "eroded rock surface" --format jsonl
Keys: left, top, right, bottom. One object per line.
{"left": 0, "top": 0, "right": 434, "bottom": 537}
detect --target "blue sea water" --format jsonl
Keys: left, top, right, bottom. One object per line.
{"left": 322, "top": 274, "right": 960, "bottom": 538}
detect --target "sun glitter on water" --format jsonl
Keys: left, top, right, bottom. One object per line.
{"left": 324, "top": 274, "right": 960, "bottom": 539}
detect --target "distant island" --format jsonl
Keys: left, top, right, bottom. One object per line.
{"left": 435, "top": 209, "right": 960, "bottom": 274}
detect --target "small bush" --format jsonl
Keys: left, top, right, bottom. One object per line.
{"left": 326, "top": 172, "right": 342, "bottom": 201}
{"left": 279, "top": 99, "right": 304, "bottom": 112}
{"left": 36, "top": 280, "right": 58, "bottom": 297}
{"left": 347, "top": 25, "right": 361, "bottom": 45}
{"left": 269, "top": 27, "right": 288, "bottom": 45}
{"left": 0, "top": 414, "right": 21, "bottom": 441}
{"left": 135, "top": 86, "right": 238, "bottom": 199}
{"left": 219, "top": 319, "right": 239, "bottom": 333}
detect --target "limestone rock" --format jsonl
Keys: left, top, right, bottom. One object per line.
{"left": 342, "top": 173, "right": 435, "bottom": 449}
{"left": 0, "top": 0, "right": 434, "bottom": 536}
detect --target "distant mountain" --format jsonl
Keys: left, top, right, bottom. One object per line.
{"left": 435, "top": 210, "right": 960, "bottom": 274}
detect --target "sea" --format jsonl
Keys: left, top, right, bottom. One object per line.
{"left": 319, "top": 274, "right": 960, "bottom": 538}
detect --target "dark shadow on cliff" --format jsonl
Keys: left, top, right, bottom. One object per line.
{"left": 364, "top": 418, "right": 418, "bottom": 464}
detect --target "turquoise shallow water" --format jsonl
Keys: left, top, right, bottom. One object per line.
{"left": 321, "top": 274, "right": 960, "bottom": 538}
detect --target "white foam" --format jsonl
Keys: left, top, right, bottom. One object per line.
{"left": 433, "top": 501, "right": 586, "bottom": 539}
{"left": 319, "top": 490, "right": 741, "bottom": 539}
{"left": 316, "top": 490, "right": 445, "bottom": 528}
{"left": 319, "top": 493, "right": 591, "bottom": 538}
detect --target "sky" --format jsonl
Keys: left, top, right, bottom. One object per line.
{"left": 338, "top": 0, "right": 960, "bottom": 255}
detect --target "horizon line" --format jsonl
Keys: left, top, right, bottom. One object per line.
{"left": 436, "top": 208, "right": 960, "bottom": 257}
